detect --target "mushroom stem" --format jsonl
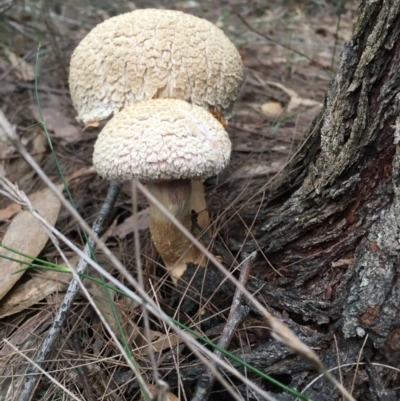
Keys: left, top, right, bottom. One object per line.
{"left": 146, "top": 179, "right": 206, "bottom": 283}
{"left": 189, "top": 179, "right": 209, "bottom": 230}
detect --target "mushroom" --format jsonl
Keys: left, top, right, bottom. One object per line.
{"left": 92, "top": 99, "right": 231, "bottom": 282}
{"left": 69, "top": 8, "right": 243, "bottom": 126}
{"left": 69, "top": 8, "right": 243, "bottom": 230}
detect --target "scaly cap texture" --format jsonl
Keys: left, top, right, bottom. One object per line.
{"left": 93, "top": 99, "right": 231, "bottom": 182}
{"left": 69, "top": 9, "right": 243, "bottom": 125}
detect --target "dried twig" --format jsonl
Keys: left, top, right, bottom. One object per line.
{"left": 191, "top": 252, "right": 256, "bottom": 401}
{"left": 18, "top": 181, "right": 122, "bottom": 401}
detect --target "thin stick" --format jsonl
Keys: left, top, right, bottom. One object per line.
{"left": 18, "top": 181, "right": 122, "bottom": 401}
{"left": 191, "top": 252, "right": 256, "bottom": 401}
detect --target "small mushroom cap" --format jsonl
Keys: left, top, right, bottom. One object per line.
{"left": 93, "top": 99, "right": 231, "bottom": 182}
{"left": 69, "top": 9, "right": 243, "bottom": 125}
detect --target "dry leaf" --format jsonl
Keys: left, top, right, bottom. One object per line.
{"left": 112, "top": 208, "right": 150, "bottom": 239}
{"left": 144, "top": 384, "right": 179, "bottom": 401}
{"left": 5, "top": 50, "right": 35, "bottom": 81}
{"left": 261, "top": 101, "right": 283, "bottom": 119}
{"left": 133, "top": 328, "right": 183, "bottom": 355}
{"left": 0, "top": 265, "right": 73, "bottom": 319}
{"left": 0, "top": 202, "right": 21, "bottom": 220}
{"left": 31, "top": 106, "right": 81, "bottom": 143}
{"left": 0, "top": 186, "right": 62, "bottom": 300}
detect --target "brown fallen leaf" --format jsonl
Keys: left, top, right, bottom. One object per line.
{"left": 0, "top": 186, "right": 62, "bottom": 301}
{"left": 0, "top": 167, "right": 96, "bottom": 213}
{"left": 133, "top": 328, "right": 183, "bottom": 355}
{"left": 0, "top": 202, "right": 21, "bottom": 220}
{"left": 0, "top": 266, "right": 72, "bottom": 319}
{"left": 31, "top": 106, "right": 81, "bottom": 143}
{"left": 112, "top": 208, "right": 150, "bottom": 239}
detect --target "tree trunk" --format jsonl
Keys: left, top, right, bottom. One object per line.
{"left": 247, "top": 0, "right": 400, "bottom": 362}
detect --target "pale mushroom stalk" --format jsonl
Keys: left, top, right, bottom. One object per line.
{"left": 93, "top": 99, "right": 231, "bottom": 282}
{"left": 189, "top": 179, "right": 209, "bottom": 229}
{"left": 147, "top": 180, "right": 206, "bottom": 282}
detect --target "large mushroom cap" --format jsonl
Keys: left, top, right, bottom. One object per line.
{"left": 93, "top": 99, "right": 231, "bottom": 182}
{"left": 69, "top": 9, "right": 243, "bottom": 125}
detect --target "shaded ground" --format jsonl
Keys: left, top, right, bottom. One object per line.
{"left": 0, "top": 1, "right": 381, "bottom": 400}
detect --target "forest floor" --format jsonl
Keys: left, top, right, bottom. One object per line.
{"left": 0, "top": 1, "right": 361, "bottom": 400}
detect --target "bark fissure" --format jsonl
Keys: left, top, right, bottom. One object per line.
{"left": 244, "top": 0, "right": 400, "bottom": 352}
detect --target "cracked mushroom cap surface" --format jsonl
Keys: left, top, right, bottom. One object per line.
{"left": 69, "top": 8, "right": 243, "bottom": 126}
{"left": 93, "top": 99, "right": 231, "bottom": 182}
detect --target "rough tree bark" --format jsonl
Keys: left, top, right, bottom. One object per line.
{"left": 123, "top": 2, "right": 400, "bottom": 399}
{"left": 243, "top": 0, "right": 400, "bottom": 378}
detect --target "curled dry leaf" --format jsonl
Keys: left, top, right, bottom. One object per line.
{"left": 0, "top": 186, "right": 62, "bottom": 300}
{"left": 31, "top": 106, "right": 81, "bottom": 143}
